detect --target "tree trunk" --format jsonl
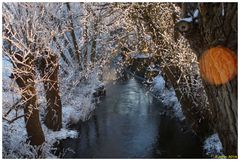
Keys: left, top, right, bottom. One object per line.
{"left": 179, "top": 3, "right": 237, "bottom": 155}
{"left": 39, "top": 52, "right": 62, "bottom": 131}
{"left": 66, "top": 2, "right": 81, "bottom": 66}
{"left": 53, "top": 36, "right": 71, "bottom": 66}
{"left": 13, "top": 53, "right": 45, "bottom": 146}
{"left": 84, "top": 24, "right": 89, "bottom": 68}
{"left": 160, "top": 65, "right": 213, "bottom": 138}
{"left": 90, "top": 22, "right": 98, "bottom": 66}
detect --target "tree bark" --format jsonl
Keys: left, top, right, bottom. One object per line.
{"left": 13, "top": 53, "right": 45, "bottom": 146}
{"left": 39, "top": 52, "right": 62, "bottom": 131}
{"left": 179, "top": 3, "right": 237, "bottom": 155}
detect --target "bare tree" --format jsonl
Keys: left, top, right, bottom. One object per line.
{"left": 2, "top": 3, "right": 46, "bottom": 146}
{"left": 3, "top": 3, "right": 64, "bottom": 137}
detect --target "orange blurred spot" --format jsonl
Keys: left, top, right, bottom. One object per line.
{"left": 199, "top": 47, "right": 237, "bottom": 85}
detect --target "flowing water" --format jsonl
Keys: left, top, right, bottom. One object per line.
{"left": 57, "top": 78, "right": 203, "bottom": 158}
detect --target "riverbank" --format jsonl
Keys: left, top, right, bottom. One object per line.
{"left": 56, "top": 78, "right": 203, "bottom": 158}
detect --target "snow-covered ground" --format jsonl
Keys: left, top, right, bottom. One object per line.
{"left": 3, "top": 116, "right": 78, "bottom": 158}
{"left": 150, "top": 75, "right": 224, "bottom": 157}
{"left": 150, "top": 75, "right": 185, "bottom": 121}
{"left": 203, "top": 133, "right": 224, "bottom": 157}
{"left": 2, "top": 59, "right": 103, "bottom": 158}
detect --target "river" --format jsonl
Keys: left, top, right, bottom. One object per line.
{"left": 57, "top": 78, "right": 203, "bottom": 158}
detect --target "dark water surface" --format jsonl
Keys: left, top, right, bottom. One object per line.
{"left": 58, "top": 78, "right": 203, "bottom": 158}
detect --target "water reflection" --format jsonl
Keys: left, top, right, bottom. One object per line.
{"left": 58, "top": 78, "right": 203, "bottom": 158}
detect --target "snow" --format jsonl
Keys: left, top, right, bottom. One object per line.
{"left": 2, "top": 114, "right": 78, "bottom": 158}
{"left": 2, "top": 58, "right": 13, "bottom": 84}
{"left": 177, "top": 9, "right": 199, "bottom": 23}
{"left": 152, "top": 75, "right": 165, "bottom": 93}
{"left": 2, "top": 75, "right": 79, "bottom": 158}
{"left": 177, "top": 17, "right": 193, "bottom": 23}
{"left": 193, "top": 9, "right": 199, "bottom": 18}
{"left": 2, "top": 115, "right": 30, "bottom": 158}
{"left": 203, "top": 133, "right": 224, "bottom": 157}
{"left": 151, "top": 76, "right": 224, "bottom": 157}
{"left": 151, "top": 75, "right": 185, "bottom": 121}
{"left": 60, "top": 66, "right": 102, "bottom": 122}
{"left": 2, "top": 58, "right": 103, "bottom": 158}
{"left": 41, "top": 126, "right": 78, "bottom": 158}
